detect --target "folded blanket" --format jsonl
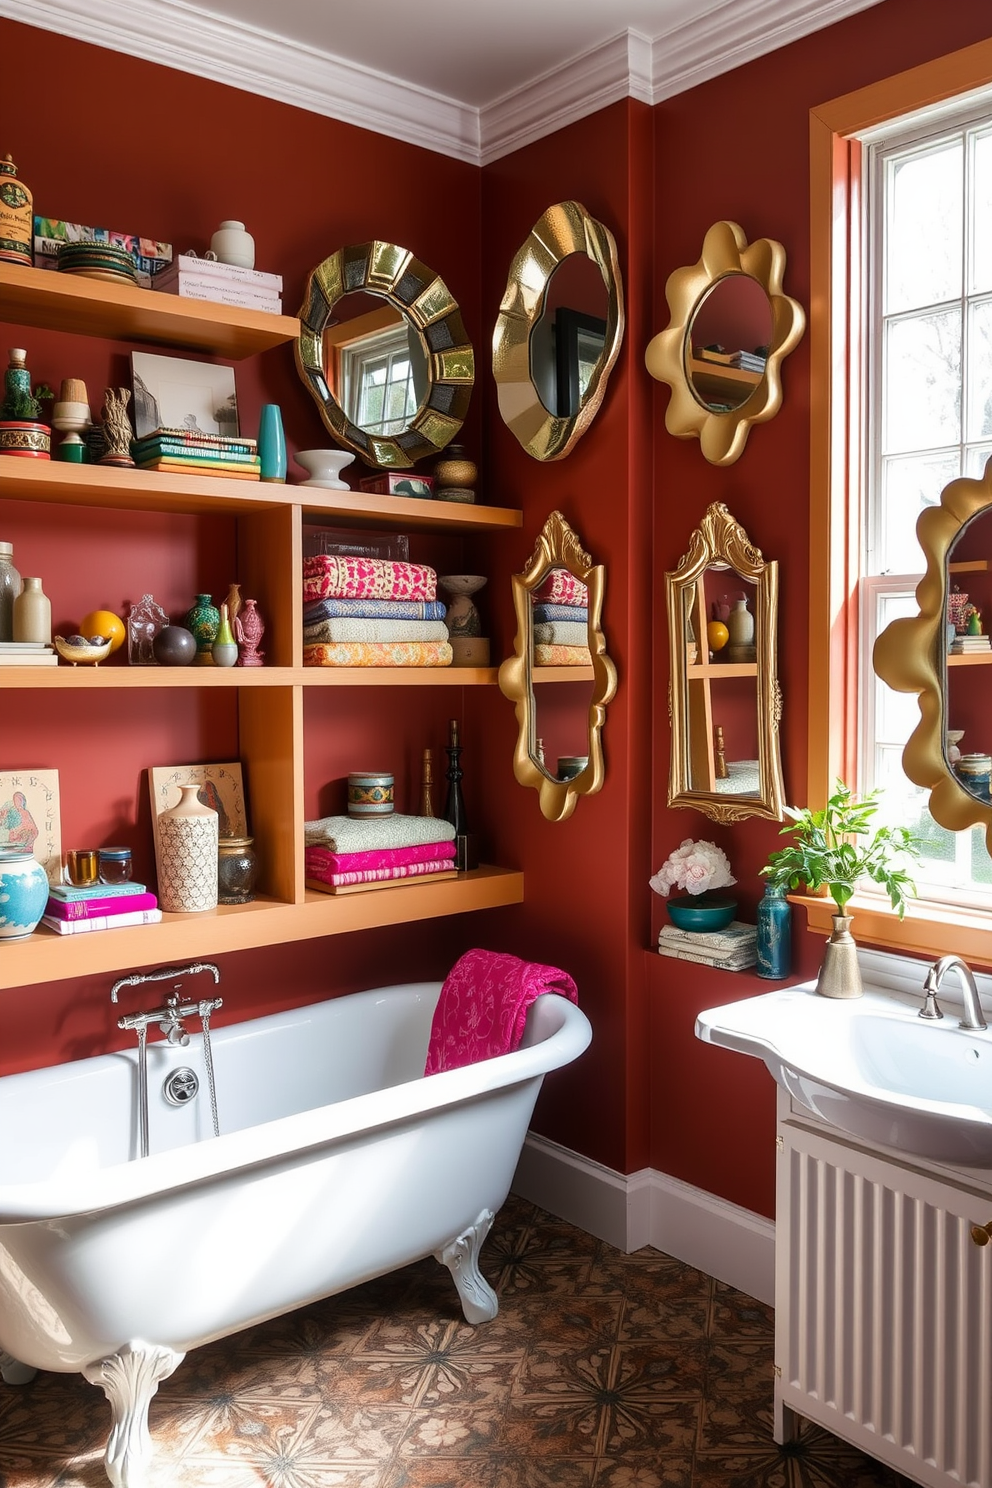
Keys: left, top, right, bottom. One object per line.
{"left": 304, "top": 618, "right": 449, "bottom": 645}
{"left": 305, "top": 813, "right": 456, "bottom": 852}
{"left": 532, "top": 571, "right": 588, "bottom": 607}
{"left": 533, "top": 643, "right": 592, "bottom": 666}
{"left": 532, "top": 603, "right": 589, "bottom": 625}
{"left": 307, "top": 859, "right": 456, "bottom": 888}
{"left": 533, "top": 620, "right": 588, "bottom": 647}
{"left": 303, "top": 555, "right": 436, "bottom": 603}
{"left": 305, "top": 839, "right": 454, "bottom": 874}
{"left": 303, "top": 597, "right": 448, "bottom": 625}
{"left": 304, "top": 641, "right": 453, "bottom": 667}
{"left": 425, "top": 949, "right": 579, "bottom": 1075}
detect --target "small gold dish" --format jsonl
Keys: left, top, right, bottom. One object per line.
{"left": 54, "top": 635, "right": 114, "bottom": 666}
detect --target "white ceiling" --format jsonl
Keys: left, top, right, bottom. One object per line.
{"left": 5, "top": 0, "right": 884, "bottom": 162}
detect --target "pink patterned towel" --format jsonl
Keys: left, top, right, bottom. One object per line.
{"left": 532, "top": 571, "right": 588, "bottom": 607}
{"left": 303, "top": 555, "right": 437, "bottom": 603}
{"left": 305, "top": 840, "right": 454, "bottom": 875}
{"left": 424, "top": 949, "right": 578, "bottom": 1076}
{"left": 307, "top": 859, "right": 455, "bottom": 888}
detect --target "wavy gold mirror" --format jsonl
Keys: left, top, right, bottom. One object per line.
{"left": 874, "top": 459, "right": 992, "bottom": 845}
{"left": 498, "top": 510, "right": 617, "bottom": 821}
{"left": 666, "top": 503, "right": 784, "bottom": 821}
{"left": 645, "top": 220, "right": 805, "bottom": 467}
{"left": 492, "top": 202, "right": 624, "bottom": 462}
{"left": 296, "top": 241, "right": 474, "bottom": 469}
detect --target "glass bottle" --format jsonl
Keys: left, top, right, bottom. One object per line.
{"left": 217, "top": 836, "right": 257, "bottom": 904}
{"left": 0, "top": 541, "right": 22, "bottom": 642}
{"left": 756, "top": 882, "right": 792, "bottom": 980}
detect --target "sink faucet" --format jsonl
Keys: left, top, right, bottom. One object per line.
{"left": 110, "top": 962, "right": 220, "bottom": 1003}
{"left": 920, "top": 955, "right": 988, "bottom": 1031}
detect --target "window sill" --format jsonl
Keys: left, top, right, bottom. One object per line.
{"left": 790, "top": 892, "right": 992, "bottom": 969}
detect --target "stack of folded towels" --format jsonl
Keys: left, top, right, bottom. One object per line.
{"left": 305, "top": 812, "right": 457, "bottom": 892}
{"left": 303, "top": 556, "right": 452, "bottom": 667}
{"left": 532, "top": 570, "right": 591, "bottom": 666}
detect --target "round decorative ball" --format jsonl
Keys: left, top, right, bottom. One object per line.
{"left": 80, "top": 609, "right": 126, "bottom": 653}
{"left": 152, "top": 625, "right": 197, "bottom": 666}
{"left": 706, "top": 620, "right": 729, "bottom": 652}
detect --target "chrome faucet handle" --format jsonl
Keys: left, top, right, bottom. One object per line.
{"left": 919, "top": 978, "right": 944, "bottom": 1021}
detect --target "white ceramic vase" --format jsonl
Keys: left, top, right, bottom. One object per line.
{"left": 209, "top": 220, "right": 255, "bottom": 269}
{"left": 294, "top": 450, "right": 356, "bottom": 489}
{"left": 727, "top": 597, "right": 754, "bottom": 647}
{"left": 156, "top": 784, "right": 218, "bottom": 913}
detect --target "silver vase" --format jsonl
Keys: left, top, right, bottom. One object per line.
{"left": 815, "top": 913, "right": 864, "bottom": 999}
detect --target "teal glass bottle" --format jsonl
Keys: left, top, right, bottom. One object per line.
{"left": 756, "top": 882, "right": 792, "bottom": 980}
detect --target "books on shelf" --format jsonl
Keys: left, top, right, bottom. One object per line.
{"left": 41, "top": 908, "right": 163, "bottom": 935}
{"left": 657, "top": 919, "right": 758, "bottom": 971}
{"left": 657, "top": 942, "right": 757, "bottom": 971}
{"left": 0, "top": 642, "right": 57, "bottom": 665}
{"left": 133, "top": 428, "right": 257, "bottom": 455}
{"left": 135, "top": 459, "right": 261, "bottom": 480}
{"left": 950, "top": 635, "right": 991, "bottom": 652}
{"left": 45, "top": 891, "right": 158, "bottom": 922}
{"left": 151, "top": 255, "right": 283, "bottom": 312}
{"left": 49, "top": 880, "right": 148, "bottom": 902}
{"left": 153, "top": 254, "right": 282, "bottom": 292}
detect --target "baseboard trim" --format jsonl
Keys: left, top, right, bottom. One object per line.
{"left": 513, "top": 1133, "right": 774, "bottom": 1306}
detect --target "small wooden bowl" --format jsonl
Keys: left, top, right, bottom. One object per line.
{"left": 54, "top": 635, "right": 114, "bottom": 666}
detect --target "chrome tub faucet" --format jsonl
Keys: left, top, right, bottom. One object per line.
{"left": 920, "top": 954, "right": 988, "bottom": 1031}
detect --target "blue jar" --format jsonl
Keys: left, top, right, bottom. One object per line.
{"left": 756, "top": 882, "right": 792, "bottom": 980}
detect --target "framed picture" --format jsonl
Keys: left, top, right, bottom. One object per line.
{"left": 130, "top": 351, "right": 240, "bottom": 439}
{"left": 0, "top": 769, "right": 62, "bottom": 884}
{"left": 148, "top": 763, "right": 247, "bottom": 857}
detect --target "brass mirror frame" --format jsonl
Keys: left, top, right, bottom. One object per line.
{"left": 492, "top": 201, "right": 624, "bottom": 462}
{"left": 666, "top": 503, "right": 784, "bottom": 822}
{"left": 645, "top": 220, "right": 805, "bottom": 467}
{"left": 873, "top": 460, "right": 992, "bottom": 848}
{"left": 498, "top": 510, "right": 618, "bottom": 822}
{"left": 296, "top": 241, "right": 475, "bottom": 469}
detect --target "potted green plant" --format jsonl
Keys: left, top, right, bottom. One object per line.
{"left": 0, "top": 348, "right": 53, "bottom": 459}
{"left": 761, "top": 780, "right": 919, "bottom": 998}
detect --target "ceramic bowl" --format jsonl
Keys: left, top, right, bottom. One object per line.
{"left": 439, "top": 575, "right": 487, "bottom": 598}
{"left": 295, "top": 450, "right": 356, "bottom": 489}
{"left": 666, "top": 895, "right": 737, "bottom": 932}
{"left": 53, "top": 634, "right": 114, "bottom": 666}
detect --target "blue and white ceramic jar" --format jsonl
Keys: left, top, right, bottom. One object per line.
{"left": 0, "top": 846, "right": 49, "bottom": 940}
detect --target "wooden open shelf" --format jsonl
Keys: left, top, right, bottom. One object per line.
{"left": 688, "top": 356, "right": 762, "bottom": 401}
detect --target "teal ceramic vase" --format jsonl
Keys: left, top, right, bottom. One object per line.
{"left": 184, "top": 593, "right": 220, "bottom": 665}
{"left": 0, "top": 846, "right": 48, "bottom": 939}
{"left": 258, "top": 403, "right": 287, "bottom": 483}
{"left": 756, "top": 882, "right": 792, "bottom": 979}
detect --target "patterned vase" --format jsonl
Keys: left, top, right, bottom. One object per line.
{"left": 156, "top": 785, "right": 218, "bottom": 913}
{"left": 0, "top": 847, "right": 48, "bottom": 939}
{"left": 184, "top": 593, "right": 220, "bottom": 665}
{"left": 235, "top": 597, "right": 265, "bottom": 666}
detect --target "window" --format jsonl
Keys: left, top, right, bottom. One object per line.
{"left": 342, "top": 324, "right": 419, "bottom": 437}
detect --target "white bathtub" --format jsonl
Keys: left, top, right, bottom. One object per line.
{"left": 0, "top": 980, "right": 591, "bottom": 1488}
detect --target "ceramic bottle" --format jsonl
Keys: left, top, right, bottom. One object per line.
{"left": 210, "top": 220, "right": 255, "bottom": 268}
{"left": 756, "top": 882, "right": 792, "bottom": 979}
{"left": 12, "top": 577, "right": 51, "bottom": 644}
{"left": 156, "top": 785, "right": 218, "bottom": 913}
{"left": 727, "top": 597, "right": 754, "bottom": 647}
{"left": 211, "top": 603, "right": 239, "bottom": 667}
{"left": 257, "top": 404, "right": 287, "bottom": 482}
{"left": 0, "top": 156, "right": 33, "bottom": 267}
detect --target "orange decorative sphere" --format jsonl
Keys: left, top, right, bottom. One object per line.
{"left": 79, "top": 609, "right": 126, "bottom": 653}
{"left": 707, "top": 620, "right": 729, "bottom": 652}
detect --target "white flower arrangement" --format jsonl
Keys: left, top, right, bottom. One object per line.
{"left": 649, "top": 838, "right": 737, "bottom": 898}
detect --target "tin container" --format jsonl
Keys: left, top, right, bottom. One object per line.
{"left": 347, "top": 772, "right": 394, "bottom": 817}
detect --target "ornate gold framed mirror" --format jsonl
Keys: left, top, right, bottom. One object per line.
{"left": 874, "top": 460, "right": 992, "bottom": 847}
{"left": 666, "top": 504, "right": 784, "bottom": 822}
{"left": 492, "top": 201, "right": 624, "bottom": 462}
{"left": 296, "top": 241, "right": 474, "bottom": 469}
{"left": 645, "top": 220, "right": 805, "bottom": 467}
{"left": 498, "top": 511, "right": 617, "bottom": 821}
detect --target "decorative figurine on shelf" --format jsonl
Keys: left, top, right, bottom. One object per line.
{"left": 444, "top": 717, "right": 478, "bottom": 870}
{"left": 184, "top": 593, "right": 220, "bottom": 665}
{"left": 235, "top": 596, "right": 265, "bottom": 666}
{"left": 98, "top": 388, "right": 135, "bottom": 468}
{"left": 0, "top": 156, "right": 33, "bottom": 267}
{"left": 420, "top": 748, "right": 435, "bottom": 817}
{"left": 0, "top": 348, "right": 53, "bottom": 459}
{"left": 967, "top": 608, "right": 984, "bottom": 636}
{"left": 224, "top": 582, "right": 242, "bottom": 631}
{"left": 127, "top": 594, "right": 169, "bottom": 665}
{"left": 439, "top": 574, "right": 489, "bottom": 666}
{"left": 51, "top": 378, "right": 91, "bottom": 462}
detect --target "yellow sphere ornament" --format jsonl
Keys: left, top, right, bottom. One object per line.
{"left": 79, "top": 609, "right": 126, "bottom": 653}
{"left": 707, "top": 620, "right": 729, "bottom": 652}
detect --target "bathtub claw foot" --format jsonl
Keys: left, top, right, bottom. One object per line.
{"left": 0, "top": 1351, "right": 37, "bottom": 1384}
{"left": 83, "top": 1341, "right": 184, "bottom": 1488}
{"left": 435, "top": 1208, "right": 498, "bottom": 1323}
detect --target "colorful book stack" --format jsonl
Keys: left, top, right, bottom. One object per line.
{"left": 657, "top": 919, "right": 758, "bottom": 971}
{"left": 151, "top": 255, "right": 283, "bottom": 314}
{"left": 131, "top": 428, "right": 261, "bottom": 481}
{"left": 302, "top": 555, "right": 452, "bottom": 667}
{"left": 304, "top": 814, "right": 456, "bottom": 895}
{"left": 531, "top": 569, "right": 591, "bottom": 667}
{"left": 42, "top": 880, "right": 161, "bottom": 935}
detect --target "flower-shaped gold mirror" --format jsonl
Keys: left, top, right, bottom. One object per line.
{"left": 498, "top": 511, "right": 617, "bottom": 821}
{"left": 666, "top": 504, "right": 784, "bottom": 822}
{"left": 874, "top": 459, "right": 992, "bottom": 847}
{"left": 493, "top": 202, "right": 624, "bottom": 462}
{"left": 645, "top": 221, "right": 805, "bottom": 466}
{"left": 296, "top": 241, "right": 474, "bottom": 469}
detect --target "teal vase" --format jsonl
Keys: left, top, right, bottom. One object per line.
{"left": 184, "top": 592, "right": 220, "bottom": 665}
{"left": 756, "top": 883, "right": 792, "bottom": 979}
{"left": 258, "top": 403, "right": 287, "bottom": 483}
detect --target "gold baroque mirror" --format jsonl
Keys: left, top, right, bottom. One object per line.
{"left": 666, "top": 503, "right": 784, "bottom": 822}
{"left": 492, "top": 201, "right": 624, "bottom": 462}
{"left": 874, "top": 459, "right": 992, "bottom": 845}
{"left": 645, "top": 220, "right": 805, "bottom": 467}
{"left": 498, "top": 510, "right": 617, "bottom": 821}
{"left": 296, "top": 241, "right": 474, "bottom": 469}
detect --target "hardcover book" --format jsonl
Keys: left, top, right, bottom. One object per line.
{"left": 153, "top": 254, "right": 282, "bottom": 291}
{"left": 154, "top": 278, "right": 282, "bottom": 313}
{"left": 48, "top": 880, "right": 148, "bottom": 902}
{"left": 41, "top": 908, "right": 163, "bottom": 934}
{"left": 45, "top": 892, "right": 158, "bottom": 921}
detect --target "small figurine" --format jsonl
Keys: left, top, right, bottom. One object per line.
{"left": 235, "top": 597, "right": 265, "bottom": 666}
{"left": 967, "top": 608, "right": 984, "bottom": 636}
{"left": 99, "top": 387, "right": 135, "bottom": 467}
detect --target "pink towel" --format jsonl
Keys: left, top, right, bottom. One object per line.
{"left": 305, "top": 840, "right": 454, "bottom": 875}
{"left": 424, "top": 949, "right": 578, "bottom": 1075}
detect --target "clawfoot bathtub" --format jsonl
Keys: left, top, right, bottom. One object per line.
{"left": 0, "top": 980, "right": 591, "bottom": 1487}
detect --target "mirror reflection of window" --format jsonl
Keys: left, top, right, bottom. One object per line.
{"left": 530, "top": 253, "right": 610, "bottom": 418}
{"left": 322, "top": 291, "right": 429, "bottom": 436}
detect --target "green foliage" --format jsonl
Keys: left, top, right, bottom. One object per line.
{"left": 761, "top": 779, "right": 919, "bottom": 918}
{"left": 0, "top": 382, "right": 53, "bottom": 421}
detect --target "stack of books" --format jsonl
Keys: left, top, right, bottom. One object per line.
{"left": 0, "top": 641, "right": 57, "bottom": 666}
{"left": 151, "top": 255, "right": 283, "bottom": 314}
{"left": 42, "top": 880, "right": 161, "bottom": 935}
{"left": 950, "top": 633, "right": 992, "bottom": 654}
{"left": 696, "top": 346, "right": 767, "bottom": 373}
{"left": 131, "top": 428, "right": 261, "bottom": 481}
{"left": 657, "top": 919, "right": 758, "bottom": 971}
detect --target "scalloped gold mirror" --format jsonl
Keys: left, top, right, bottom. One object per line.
{"left": 666, "top": 503, "right": 784, "bottom": 822}
{"left": 874, "top": 459, "right": 992, "bottom": 845}
{"left": 296, "top": 241, "right": 474, "bottom": 469}
{"left": 492, "top": 201, "right": 624, "bottom": 462}
{"left": 498, "top": 511, "right": 617, "bottom": 821}
{"left": 645, "top": 220, "right": 805, "bottom": 466}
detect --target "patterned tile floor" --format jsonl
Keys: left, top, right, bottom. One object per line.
{"left": 0, "top": 1195, "right": 915, "bottom": 1488}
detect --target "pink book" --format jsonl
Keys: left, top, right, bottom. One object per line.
{"left": 45, "top": 892, "right": 158, "bottom": 921}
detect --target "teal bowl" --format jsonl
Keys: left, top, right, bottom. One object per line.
{"left": 666, "top": 895, "right": 737, "bottom": 932}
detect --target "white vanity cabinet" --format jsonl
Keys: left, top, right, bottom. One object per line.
{"left": 775, "top": 1089, "right": 992, "bottom": 1488}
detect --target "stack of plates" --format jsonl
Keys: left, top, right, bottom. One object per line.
{"left": 56, "top": 242, "right": 138, "bottom": 285}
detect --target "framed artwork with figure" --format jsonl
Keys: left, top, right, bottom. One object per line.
{"left": 148, "top": 763, "right": 247, "bottom": 859}
{"left": 0, "top": 769, "right": 61, "bottom": 884}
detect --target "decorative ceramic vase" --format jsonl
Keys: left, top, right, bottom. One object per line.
{"left": 257, "top": 404, "right": 287, "bottom": 483}
{"left": 97, "top": 387, "right": 134, "bottom": 468}
{"left": 217, "top": 836, "right": 257, "bottom": 905}
{"left": 666, "top": 893, "right": 737, "bottom": 933}
{"left": 224, "top": 583, "right": 242, "bottom": 630}
{"left": 439, "top": 574, "right": 489, "bottom": 666}
{"left": 0, "top": 846, "right": 48, "bottom": 939}
{"left": 12, "top": 577, "right": 51, "bottom": 644}
{"left": 210, "top": 220, "right": 255, "bottom": 268}
{"left": 0, "top": 156, "right": 32, "bottom": 267}
{"left": 0, "top": 420, "right": 50, "bottom": 460}
{"left": 184, "top": 593, "right": 220, "bottom": 665}
{"left": 347, "top": 772, "right": 394, "bottom": 817}
{"left": 211, "top": 603, "right": 239, "bottom": 667}
{"left": 816, "top": 913, "right": 863, "bottom": 999}
{"left": 433, "top": 443, "right": 477, "bottom": 503}
{"left": 0, "top": 541, "right": 21, "bottom": 642}
{"left": 51, "top": 381, "right": 91, "bottom": 456}
{"left": 235, "top": 597, "right": 265, "bottom": 666}
{"left": 152, "top": 625, "right": 196, "bottom": 666}
{"left": 727, "top": 597, "right": 754, "bottom": 645}
{"left": 294, "top": 449, "right": 355, "bottom": 489}
{"left": 156, "top": 784, "right": 218, "bottom": 913}
{"left": 756, "top": 882, "right": 792, "bottom": 979}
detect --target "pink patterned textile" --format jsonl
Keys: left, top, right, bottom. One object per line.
{"left": 303, "top": 556, "right": 437, "bottom": 603}
{"left": 424, "top": 949, "right": 578, "bottom": 1076}
{"left": 532, "top": 571, "right": 588, "bottom": 607}
{"left": 307, "top": 859, "right": 455, "bottom": 888}
{"left": 305, "top": 840, "right": 454, "bottom": 875}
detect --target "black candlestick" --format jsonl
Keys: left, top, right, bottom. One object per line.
{"left": 443, "top": 717, "right": 467, "bottom": 838}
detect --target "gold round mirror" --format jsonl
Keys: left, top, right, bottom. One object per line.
{"left": 296, "top": 241, "right": 475, "bottom": 469}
